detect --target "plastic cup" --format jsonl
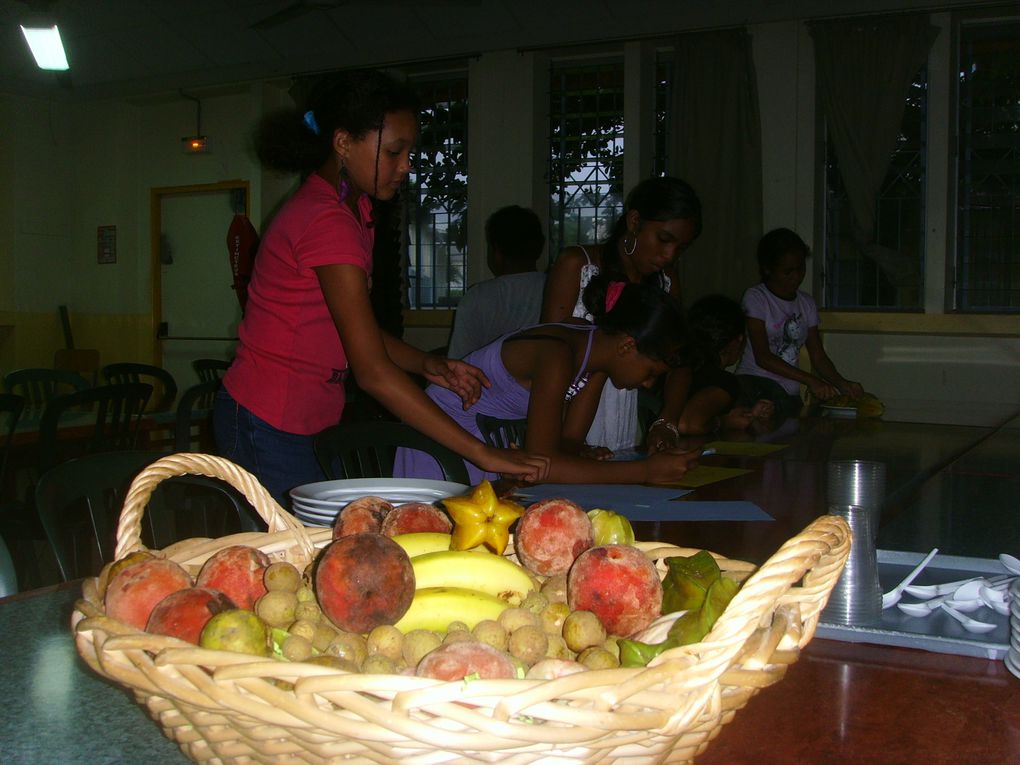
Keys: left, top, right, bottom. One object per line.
{"left": 821, "top": 504, "right": 882, "bottom": 626}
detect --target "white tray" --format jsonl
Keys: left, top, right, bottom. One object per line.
{"left": 817, "top": 549, "right": 1013, "bottom": 660}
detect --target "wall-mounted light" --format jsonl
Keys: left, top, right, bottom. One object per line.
{"left": 180, "top": 90, "right": 210, "bottom": 154}
{"left": 20, "top": 23, "right": 69, "bottom": 71}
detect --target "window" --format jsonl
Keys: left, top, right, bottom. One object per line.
{"left": 956, "top": 22, "right": 1020, "bottom": 312}
{"left": 548, "top": 61, "right": 626, "bottom": 258}
{"left": 406, "top": 76, "right": 468, "bottom": 309}
{"left": 822, "top": 70, "right": 928, "bottom": 310}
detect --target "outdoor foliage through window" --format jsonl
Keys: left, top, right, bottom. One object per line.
{"left": 406, "top": 77, "right": 468, "bottom": 309}
{"left": 548, "top": 61, "right": 626, "bottom": 259}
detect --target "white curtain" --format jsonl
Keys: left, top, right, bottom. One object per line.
{"left": 669, "top": 28, "right": 763, "bottom": 304}
{"left": 810, "top": 15, "right": 939, "bottom": 288}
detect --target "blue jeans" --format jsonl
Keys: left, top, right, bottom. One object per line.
{"left": 213, "top": 389, "right": 326, "bottom": 509}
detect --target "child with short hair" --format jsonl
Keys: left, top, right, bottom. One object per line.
{"left": 447, "top": 205, "right": 546, "bottom": 359}
{"left": 735, "top": 228, "right": 863, "bottom": 420}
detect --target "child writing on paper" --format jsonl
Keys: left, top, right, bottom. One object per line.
{"left": 667, "top": 294, "right": 775, "bottom": 437}
{"left": 735, "top": 228, "right": 863, "bottom": 420}
{"left": 395, "top": 275, "right": 700, "bottom": 485}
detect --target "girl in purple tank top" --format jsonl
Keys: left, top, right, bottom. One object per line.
{"left": 394, "top": 275, "right": 701, "bottom": 485}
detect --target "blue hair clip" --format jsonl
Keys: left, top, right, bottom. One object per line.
{"left": 303, "top": 110, "right": 320, "bottom": 136}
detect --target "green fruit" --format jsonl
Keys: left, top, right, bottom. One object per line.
{"left": 199, "top": 609, "right": 272, "bottom": 657}
{"left": 587, "top": 508, "right": 635, "bottom": 546}
{"left": 662, "top": 550, "right": 721, "bottom": 613}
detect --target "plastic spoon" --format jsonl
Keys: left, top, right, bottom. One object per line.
{"left": 940, "top": 603, "right": 997, "bottom": 634}
{"left": 980, "top": 584, "right": 1011, "bottom": 616}
{"left": 999, "top": 554, "right": 1020, "bottom": 576}
{"left": 904, "top": 574, "right": 1010, "bottom": 599}
{"left": 881, "top": 548, "right": 939, "bottom": 609}
{"left": 898, "top": 591, "right": 983, "bottom": 617}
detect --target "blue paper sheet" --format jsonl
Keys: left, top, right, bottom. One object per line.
{"left": 511, "top": 484, "right": 772, "bottom": 522}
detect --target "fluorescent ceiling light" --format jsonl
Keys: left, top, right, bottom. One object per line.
{"left": 20, "top": 24, "right": 69, "bottom": 71}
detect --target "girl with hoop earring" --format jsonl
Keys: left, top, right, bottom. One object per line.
{"left": 542, "top": 176, "right": 702, "bottom": 458}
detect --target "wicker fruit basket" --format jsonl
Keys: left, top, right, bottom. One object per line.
{"left": 73, "top": 453, "right": 850, "bottom": 764}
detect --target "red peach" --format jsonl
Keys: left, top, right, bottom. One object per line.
{"left": 195, "top": 545, "right": 271, "bottom": 610}
{"left": 415, "top": 641, "right": 517, "bottom": 680}
{"left": 333, "top": 496, "right": 392, "bottom": 539}
{"left": 105, "top": 558, "right": 193, "bottom": 630}
{"left": 315, "top": 533, "right": 415, "bottom": 633}
{"left": 514, "top": 498, "right": 594, "bottom": 577}
{"left": 380, "top": 502, "right": 453, "bottom": 537}
{"left": 146, "top": 587, "right": 236, "bottom": 644}
{"left": 567, "top": 544, "right": 663, "bottom": 638}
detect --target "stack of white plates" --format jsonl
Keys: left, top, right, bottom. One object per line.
{"left": 289, "top": 478, "right": 470, "bottom": 528}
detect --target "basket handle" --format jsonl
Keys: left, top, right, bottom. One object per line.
{"left": 114, "top": 452, "right": 314, "bottom": 561}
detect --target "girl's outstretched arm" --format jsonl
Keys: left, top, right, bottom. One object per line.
{"left": 316, "top": 263, "right": 549, "bottom": 482}
{"left": 804, "top": 327, "right": 864, "bottom": 398}
{"left": 381, "top": 333, "right": 490, "bottom": 409}
{"left": 746, "top": 317, "right": 839, "bottom": 401}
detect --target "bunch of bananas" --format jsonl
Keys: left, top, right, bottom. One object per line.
{"left": 391, "top": 532, "right": 537, "bottom": 633}
{"left": 828, "top": 391, "right": 885, "bottom": 418}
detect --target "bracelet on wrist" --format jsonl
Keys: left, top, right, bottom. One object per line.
{"left": 650, "top": 418, "right": 680, "bottom": 438}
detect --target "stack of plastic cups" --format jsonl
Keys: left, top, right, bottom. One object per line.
{"left": 821, "top": 503, "right": 883, "bottom": 625}
{"left": 821, "top": 461, "right": 888, "bottom": 626}
{"left": 1007, "top": 578, "right": 1020, "bottom": 679}
{"left": 827, "top": 460, "right": 887, "bottom": 511}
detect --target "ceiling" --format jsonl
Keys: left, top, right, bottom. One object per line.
{"left": 0, "top": 0, "right": 1003, "bottom": 101}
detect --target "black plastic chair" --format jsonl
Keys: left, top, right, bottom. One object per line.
{"left": 37, "top": 382, "right": 153, "bottom": 472}
{"left": 314, "top": 421, "right": 470, "bottom": 484}
{"left": 35, "top": 450, "right": 260, "bottom": 581}
{"left": 0, "top": 532, "right": 16, "bottom": 597}
{"left": 192, "top": 358, "right": 231, "bottom": 384}
{"left": 101, "top": 362, "right": 178, "bottom": 412}
{"left": 4, "top": 368, "right": 90, "bottom": 416}
{"left": 175, "top": 379, "right": 221, "bottom": 453}
{"left": 475, "top": 414, "right": 529, "bottom": 450}
{"left": 0, "top": 393, "right": 25, "bottom": 492}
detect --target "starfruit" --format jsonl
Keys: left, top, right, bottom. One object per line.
{"left": 661, "top": 550, "right": 721, "bottom": 614}
{"left": 441, "top": 480, "right": 523, "bottom": 556}
{"left": 587, "top": 508, "right": 635, "bottom": 546}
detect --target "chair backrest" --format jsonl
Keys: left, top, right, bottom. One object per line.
{"left": 0, "top": 532, "right": 17, "bottom": 597}
{"left": 37, "top": 382, "right": 152, "bottom": 472}
{"left": 35, "top": 450, "right": 260, "bottom": 581}
{"left": 314, "top": 421, "right": 470, "bottom": 484}
{"left": 192, "top": 358, "right": 231, "bottom": 384}
{"left": 4, "top": 368, "right": 90, "bottom": 414}
{"left": 0, "top": 393, "right": 25, "bottom": 490}
{"left": 175, "top": 378, "right": 221, "bottom": 452}
{"left": 101, "top": 362, "right": 178, "bottom": 412}
{"left": 475, "top": 414, "right": 529, "bottom": 450}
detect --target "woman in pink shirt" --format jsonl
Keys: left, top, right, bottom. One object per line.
{"left": 215, "top": 70, "right": 548, "bottom": 505}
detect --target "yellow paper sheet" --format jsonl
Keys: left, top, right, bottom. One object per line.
{"left": 660, "top": 466, "right": 753, "bottom": 488}
{"left": 704, "top": 441, "right": 788, "bottom": 457}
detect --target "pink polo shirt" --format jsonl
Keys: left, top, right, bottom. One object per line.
{"left": 224, "top": 174, "right": 374, "bottom": 435}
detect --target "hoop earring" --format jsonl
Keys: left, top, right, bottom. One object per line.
{"left": 623, "top": 234, "right": 637, "bottom": 257}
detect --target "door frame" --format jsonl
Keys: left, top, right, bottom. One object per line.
{"left": 149, "top": 179, "right": 250, "bottom": 364}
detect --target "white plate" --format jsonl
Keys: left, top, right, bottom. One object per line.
{"left": 821, "top": 405, "right": 858, "bottom": 419}
{"left": 289, "top": 478, "right": 469, "bottom": 511}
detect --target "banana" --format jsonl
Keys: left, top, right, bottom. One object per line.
{"left": 390, "top": 532, "right": 453, "bottom": 559}
{"left": 394, "top": 586, "right": 510, "bottom": 633}
{"left": 411, "top": 549, "right": 536, "bottom": 605}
